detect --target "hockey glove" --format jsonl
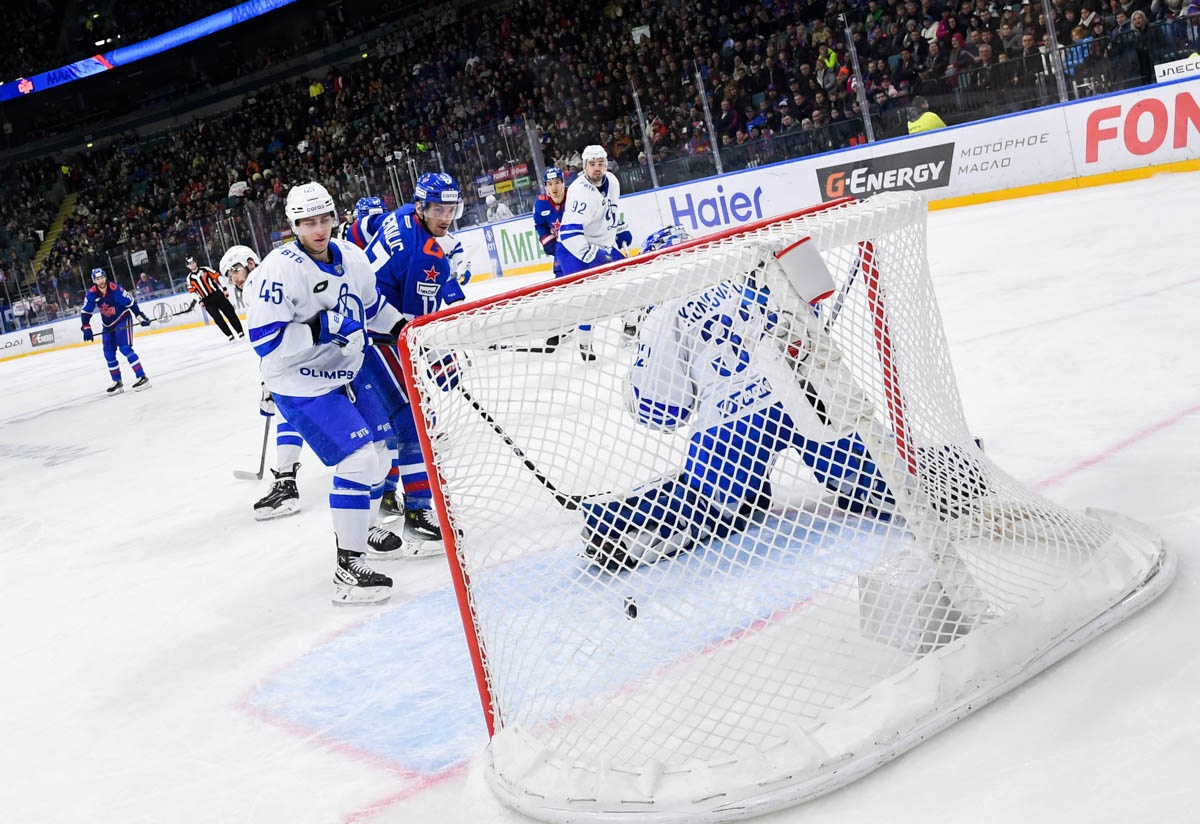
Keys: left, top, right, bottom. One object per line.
{"left": 138, "top": 314, "right": 151, "bottom": 327}
{"left": 615, "top": 228, "right": 633, "bottom": 252}
{"left": 308, "top": 310, "right": 365, "bottom": 350}
{"left": 454, "top": 263, "right": 473, "bottom": 286}
{"left": 593, "top": 247, "right": 624, "bottom": 266}
{"left": 82, "top": 326, "right": 94, "bottom": 342}
{"left": 428, "top": 351, "right": 462, "bottom": 392}
{"left": 259, "top": 382, "right": 276, "bottom": 417}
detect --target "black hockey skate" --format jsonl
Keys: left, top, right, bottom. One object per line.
{"left": 131, "top": 376, "right": 151, "bottom": 391}
{"left": 404, "top": 507, "right": 442, "bottom": 542}
{"left": 106, "top": 380, "right": 124, "bottom": 395}
{"left": 379, "top": 489, "right": 403, "bottom": 516}
{"left": 333, "top": 549, "right": 392, "bottom": 606}
{"left": 365, "top": 522, "right": 443, "bottom": 559}
{"left": 253, "top": 463, "right": 301, "bottom": 521}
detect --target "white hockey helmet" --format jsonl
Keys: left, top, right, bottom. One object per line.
{"left": 219, "top": 245, "right": 261, "bottom": 278}
{"left": 582, "top": 144, "right": 607, "bottom": 162}
{"left": 285, "top": 182, "right": 337, "bottom": 228}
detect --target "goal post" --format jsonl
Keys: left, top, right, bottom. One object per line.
{"left": 398, "top": 192, "right": 1174, "bottom": 823}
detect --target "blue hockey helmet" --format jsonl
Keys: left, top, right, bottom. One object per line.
{"left": 354, "top": 196, "right": 385, "bottom": 219}
{"left": 641, "top": 225, "right": 692, "bottom": 253}
{"left": 543, "top": 166, "right": 565, "bottom": 183}
{"left": 413, "top": 172, "right": 463, "bottom": 220}
{"left": 91, "top": 267, "right": 107, "bottom": 281}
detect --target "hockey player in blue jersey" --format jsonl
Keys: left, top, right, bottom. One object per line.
{"left": 362, "top": 172, "right": 467, "bottom": 548}
{"left": 580, "top": 227, "right": 901, "bottom": 572}
{"left": 246, "top": 181, "right": 410, "bottom": 606}
{"left": 340, "top": 196, "right": 386, "bottom": 249}
{"left": 533, "top": 166, "right": 567, "bottom": 277}
{"left": 554, "top": 145, "right": 633, "bottom": 360}
{"left": 81, "top": 267, "right": 152, "bottom": 395}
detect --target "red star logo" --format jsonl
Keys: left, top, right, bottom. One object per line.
{"left": 423, "top": 266, "right": 440, "bottom": 282}
{"left": 552, "top": 219, "right": 561, "bottom": 237}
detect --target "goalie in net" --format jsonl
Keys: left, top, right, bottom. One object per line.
{"left": 398, "top": 192, "right": 1171, "bottom": 822}
{"left": 582, "top": 225, "right": 990, "bottom": 632}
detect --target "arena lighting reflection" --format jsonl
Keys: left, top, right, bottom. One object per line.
{"left": 0, "top": 0, "right": 297, "bottom": 102}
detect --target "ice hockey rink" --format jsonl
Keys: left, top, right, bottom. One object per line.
{"left": 1, "top": 170, "right": 1196, "bottom": 824}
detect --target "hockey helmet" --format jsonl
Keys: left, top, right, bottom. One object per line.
{"left": 414, "top": 172, "right": 463, "bottom": 220}
{"left": 354, "top": 196, "right": 385, "bottom": 219}
{"left": 219, "top": 245, "right": 261, "bottom": 278}
{"left": 543, "top": 166, "right": 565, "bottom": 183}
{"left": 91, "top": 267, "right": 107, "bottom": 281}
{"left": 581, "top": 144, "right": 607, "bottom": 162}
{"left": 285, "top": 181, "right": 337, "bottom": 228}
{"left": 641, "top": 225, "right": 692, "bottom": 253}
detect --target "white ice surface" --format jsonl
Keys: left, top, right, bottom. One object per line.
{"left": 1, "top": 172, "right": 1196, "bottom": 824}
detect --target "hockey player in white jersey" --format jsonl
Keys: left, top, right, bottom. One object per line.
{"left": 222, "top": 243, "right": 305, "bottom": 521}
{"left": 554, "top": 144, "right": 633, "bottom": 360}
{"left": 246, "top": 181, "right": 409, "bottom": 605}
{"left": 581, "top": 229, "right": 897, "bottom": 572}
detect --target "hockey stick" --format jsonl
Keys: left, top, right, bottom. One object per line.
{"left": 823, "top": 240, "right": 872, "bottom": 331}
{"left": 151, "top": 299, "right": 199, "bottom": 322}
{"left": 233, "top": 416, "right": 272, "bottom": 480}
{"left": 456, "top": 384, "right": 582, "bottom": 511}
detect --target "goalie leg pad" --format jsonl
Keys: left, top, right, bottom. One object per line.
{"left": 798, "top": 434, "right": 895, "bottom": 517}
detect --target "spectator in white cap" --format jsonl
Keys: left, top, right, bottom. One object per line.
{"left": 485, "top": 193, "right": 513, "bottom": 222}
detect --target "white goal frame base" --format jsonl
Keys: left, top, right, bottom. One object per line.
{"left": 486, "top": 510, "right": 1170, "bottom": 823}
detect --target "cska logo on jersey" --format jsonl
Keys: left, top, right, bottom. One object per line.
{"left": 423, "top": 266, "right": 440, "bottom": 282}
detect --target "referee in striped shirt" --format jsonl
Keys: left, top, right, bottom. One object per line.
{"left": 185, "top": 256, "right": 244, "bottom": 341}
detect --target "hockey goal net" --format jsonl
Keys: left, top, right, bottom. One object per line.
{"left": 399, "top": 191, "right": 1172, "bottom": 823}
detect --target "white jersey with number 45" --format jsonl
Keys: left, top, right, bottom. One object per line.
{"left": 246, "top": 238, "right": 401, "bottom": 398}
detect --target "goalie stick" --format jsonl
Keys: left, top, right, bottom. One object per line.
{"left": 233, "top": 416, "right": 272, "bottom": 480}
{"left": 456, "top": 384, "right": 584, "bottom": 511}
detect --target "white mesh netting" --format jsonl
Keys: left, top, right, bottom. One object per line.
{"left": 401, "top": 192, "right": 1172, "bottom": 823}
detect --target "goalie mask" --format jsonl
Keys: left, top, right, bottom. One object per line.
{"left": 642, "top": 225, "right": 692, "bottom": 253}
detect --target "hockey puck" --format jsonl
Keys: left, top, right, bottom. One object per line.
{"left": 624, "top": 596, "right": 638, "bottom": 620}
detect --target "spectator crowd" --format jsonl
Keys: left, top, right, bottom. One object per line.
{"left": 1, "top": 0, "right": 1196, "bottom": 328}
